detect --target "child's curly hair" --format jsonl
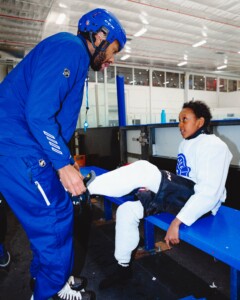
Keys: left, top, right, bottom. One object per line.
{"left": 182, "top": 100, "right": 212, "bottom": 127}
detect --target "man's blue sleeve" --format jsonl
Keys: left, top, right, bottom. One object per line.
{"left": 25, "top": 37, "right": 88, "bottom": 170}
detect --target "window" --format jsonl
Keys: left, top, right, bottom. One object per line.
{"left": 134, "top": 68, "right": 149, "bottom": 86}
{"left": 219, "top": 78, "right": 227, "bottom": 92}
{"left": 206, "top": 77, "right": 217, "bottom": 91}
{"left": 189, "top": 75, "right": 193, "bottom": 89}
{"left": 116, "top": 67, "right": 133, "bottom": 85}
{"left": 180, "top": 74, "right": 185, "bottom": 89}
{"left": 97, "top": 70, "right": 104, "bottom": 83}
{"left": 107, "top": 66, "right": 115, "bottom": 84}
{"left": 194, "top": 75, "right": 205, "bottom": 90}
{"left": 228, "top": 80, "right": 237, "bottom": 92}
{"left": 166, "top": 72, "right": 179, "bottom": 88}
{"left": 88, "top": 69, "right": 96, "bottom": 82}
{"left": 152, "top": 70, "right": 165, "bottom": 87}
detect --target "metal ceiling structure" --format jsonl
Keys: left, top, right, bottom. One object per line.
{"left": 1, "top": 0, "right": 240, "bottom": 77}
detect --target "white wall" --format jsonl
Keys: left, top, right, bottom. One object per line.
{"left": 126, "top": 85, "right": 150, "bottom": 124}
{"left": 188, "top": 90, "right": 219, "bottom": 107}
{"left": 218, "top": 91, "right": 240, "bottom": 107}
{"left": 151, "top": 87, "right": 184, "bottom": 123}
{"left": 78, "top": 81, "right": 240, "bottom": 128}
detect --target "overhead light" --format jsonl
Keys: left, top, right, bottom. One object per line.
{"left": 192, "top": 40, "right": 207, "bottom": 48}
{"left": 217, "top": 65, "right": 227, "bottom": 70}
{"left": 134, "top": 27, "right": 147, "bottom": 37}
{"left": 121, "top": 54, "right": 130, "bottom": 61}
{"left": 125, "top": 45, "right": 131, "bottom": 53}
{"left": 163, "top": 81, "right": 169, "bottom": 85}
{"left": 59, "top": 3, "right": 67, "bottom": 8}
{"left": 139, "top": 14, "right": 149, "bottom": 25}
{"left": 177, "top": 61, "right": 187, "bottom": 66}
{"left": 56, "top": 13, "right": 66, "bottom": 24}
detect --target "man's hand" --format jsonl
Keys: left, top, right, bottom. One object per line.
{"left": 72, "top": 161, "right": 80, "bottom": 172}
{"left": 72, "top": 162, "right": 86, "bottom": 180}
{"left": 58, "top": 164, "right": 86, "bottom": 196}
{"left": 164, "top": 217, "right": 182, "bottom": 249}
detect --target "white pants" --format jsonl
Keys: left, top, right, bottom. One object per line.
{"left": 88, "top": 160, "right": 162, "bottom": 264}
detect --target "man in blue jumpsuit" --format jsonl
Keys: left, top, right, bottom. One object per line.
{"left": 0, "top": 8, "right": 126, "bottom": 300}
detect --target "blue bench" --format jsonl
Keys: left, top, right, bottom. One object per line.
{"left": 144, "top": 206, "right": 240, "bottom": 300}
{"left": 179, "top": 296, "right": 206, "bottom": 300}
{"left": 80, "top": 166, "right": 240, "bottom": 299}
{"left": 80, "top": 166, "right": 134, "bottom": 220}
{"left": 179, "top": 297, "right": 206, "bottom": 300}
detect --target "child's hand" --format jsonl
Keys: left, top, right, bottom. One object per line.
{"left": 164, "top": 218, "right": 182, "bottom": 249}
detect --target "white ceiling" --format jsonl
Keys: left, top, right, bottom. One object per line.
{"left": 1, "top": 0, "right": 240, "bottom": 77}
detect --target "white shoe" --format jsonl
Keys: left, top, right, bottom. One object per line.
{"left": 54, "top": 281, "right": 95, "bottom": 300}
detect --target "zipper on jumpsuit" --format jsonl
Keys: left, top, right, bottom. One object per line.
{"left": 34, "top": 181, "right": 51, "bottom": 206}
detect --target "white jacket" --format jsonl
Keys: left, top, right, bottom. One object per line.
{"left": 176, "top": 134, "right": 232, "bottom": 226}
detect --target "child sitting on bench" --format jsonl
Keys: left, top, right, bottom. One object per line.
{"left": 86, "top": 100, "right": 232, "bottom": 289}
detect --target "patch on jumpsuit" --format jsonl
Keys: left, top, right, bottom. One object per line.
{"left": 63, "top": 68, "right": 70, "bottom": 78}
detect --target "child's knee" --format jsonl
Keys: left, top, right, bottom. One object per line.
{"left": 116, "top": 201, "right": 144, "bottom": 221}
{"left": 133, "top": 160, "right": 153, "bottom": 171}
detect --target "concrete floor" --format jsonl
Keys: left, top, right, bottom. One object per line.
{"left": 0, "top": 199, "right": 230, "bottom": 300}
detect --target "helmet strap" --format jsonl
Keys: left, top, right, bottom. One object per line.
{"left": 92, "top": 41, "right": 106, "bottom": 61}
{"left": 91, "top": 42, "right": 110, "bottom": 66}
{"left": 90, "top": 32, "right": 109, "bottom": 55}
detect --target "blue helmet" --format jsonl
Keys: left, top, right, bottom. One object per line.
{"left": 78, "top": 8, "right": 126, "bottom": 51}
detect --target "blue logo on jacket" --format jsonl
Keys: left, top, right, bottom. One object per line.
{"left": 176, "top": 153, "right": 191, "bottom": 176}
